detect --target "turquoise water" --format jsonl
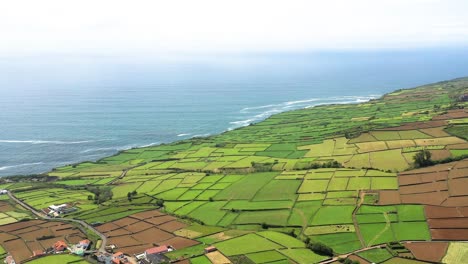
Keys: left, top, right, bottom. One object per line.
{"left": 1, "top": 49, "right": 468, "bottom": 176}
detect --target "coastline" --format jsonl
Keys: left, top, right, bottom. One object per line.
{"left": 2, "top": 76, "right": 466, "bottom": 178}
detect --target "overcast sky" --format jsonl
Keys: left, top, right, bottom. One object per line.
{"left": 1, "top": 0, "right": 468, "bottom": 56}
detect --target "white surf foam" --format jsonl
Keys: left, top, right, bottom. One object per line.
{"left": 0, "top": 162, "right": 44, "bottom": 171}
{"left": 0, "top": 139, "right": 107, "bottom": 145}
{"left": 230, "top": 95, "right": 379, "bottom": 130}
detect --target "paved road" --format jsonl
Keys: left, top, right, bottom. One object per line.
{"left": 7, "top": 191, "right": 108, "bottom": 253}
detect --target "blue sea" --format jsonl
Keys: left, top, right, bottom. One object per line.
{"left": 1, "top": 49, "right": 468, "bottom": 176}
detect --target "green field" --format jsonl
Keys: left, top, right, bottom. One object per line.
{"left": 25, "top": 255, "right": 89, "bottom": 263}
{"left": 3, "top": 78, "right": 468, "bottom": 264}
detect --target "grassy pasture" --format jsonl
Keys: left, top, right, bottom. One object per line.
{"left": 311, "top": 206, "right": 354, "bottom": 225}
{"left": 278, "top": 248, "right": 328, "bottom": 264}
{"left": 246, "top": 250, "right": 287, "bottom": 263}
{"left": 215, "top": 233, "right": 282, "bottom": 256}
{"left": 358, "top": 248, "right": 394, "bottom": 263}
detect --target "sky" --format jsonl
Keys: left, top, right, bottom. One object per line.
{"left": 1, "top": 0, "right": 468, "bottom": 56}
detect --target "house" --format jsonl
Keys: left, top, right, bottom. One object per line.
{"left": 142, "top": 246, "right": 173, "bottom": 264}
{"left": 32, "top": 250, "right": 44, "bottom": 257}
{"left": 144, "top": 245, "right": 172, "bottom": 256}
{"left": 96, "top": 252, "right": 113, "bottom": 264}
{"left": 48, "top": 204, "right": 77, "bottom": 214}
{"left": 79, "top": 239, "right": 91, "bottom": 250}
{"left": 4, "top": 255, "right": 15, "bottom": 264}
{"left": 53, "top": 240, "right": 67, "bottom": 252}
{"left": 204, "top": 246, "right": 217, "bottom": 253}
{"left": 112, "top": 252, "right": 130, "bottom": 264}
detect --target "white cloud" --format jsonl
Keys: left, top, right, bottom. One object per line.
{"left": 1, "top": 0, "right": 467, "bottom": 55}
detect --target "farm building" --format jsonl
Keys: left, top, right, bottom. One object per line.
{"left": 48, "top": 203, "right": 77, "bottom": 214}
{"left": 31, "top": 250, "right": 44, "bottom": 257}
{"left": 4, "top": 255, "right": 16, "bottom": 264}
{"left": 53, "top": 240, "right": 67, "bottom": 252}
{"left": 205, "top": 246, "right": 217, "bottom": 253}
{"left": 138, "top": 246, "right": 173, "bottom": 264}
{"left": 144, "top": 245, "right": 173, "bottom": 255}
{"left": 112, "top": 252, "right": 131, "bottom": 264}
{"left": 70, "top": 239, "right": 91, "bottom": 256}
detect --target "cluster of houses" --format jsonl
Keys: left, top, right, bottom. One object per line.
{"left": 3, "top": 239, "right": 91, "bottom": 264}
{"left": 97, "top": 251, "right": 132, "bottom": 264}
{"left": 42, "top": 203, "right": 77, "bottom": 217}
{"left": 96, "top": 244, "right": 218, "bottom": 264}
{"left": 97, "top": 245, "right": 176, "bottom": 264}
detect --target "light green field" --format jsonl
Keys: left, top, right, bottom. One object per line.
{"left": 442, "top": 242, "right": 468, "bottom": 264}
{"left": 215, "top": 233, "right": 282, "bottom": 256}
{"left": 25, "top": 255, "right": 89, "bottom": 263}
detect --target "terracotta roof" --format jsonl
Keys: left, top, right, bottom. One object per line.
{"left": 145, "top": 245, "right": 169, "bottom": 255}
{"left": 33, "top": 250, "right": 44, "bottom": 256}
{"left": 54, "top": 240, "right": 67, "bottom": 249}
{"left": 113, "top": 252, "right": 124, "bottom": 257}
{"left": 80, "top": 239, "right": 90, "bottom": 245}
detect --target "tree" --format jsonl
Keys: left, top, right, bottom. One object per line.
{"left": 413, "top": 149, "right": 433, "bottom": 167}
{"left": 307, "top": 242, "right": 333, "bottom": 256}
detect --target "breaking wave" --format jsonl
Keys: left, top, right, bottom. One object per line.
{"left": 230, "top": 95, "right": 379, "bottom": 130}
{"left": 0, "top": 162, "right": 44, "bottom": 171}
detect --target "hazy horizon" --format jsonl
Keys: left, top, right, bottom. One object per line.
{"left": 1, "top": 0, "right": 468, "bottom": 56}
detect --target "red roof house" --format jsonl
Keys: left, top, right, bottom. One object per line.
{"left": 54, "top": 240, "right": 67, "bottom": 252}
{"left": 204, "top": 246, "right": 217, "bottom": 253}
{"left": 145, "top": 245, "right": 170, "bottom": 255}
{"left": 5, "top": 255, "right": 16, "bottom": 264}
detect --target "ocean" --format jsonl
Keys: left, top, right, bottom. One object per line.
{"left": 1, "top": 49, "right": 468, "bottom": 176}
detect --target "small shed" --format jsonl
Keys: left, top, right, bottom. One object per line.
{"left": 204, "top": 246, "right": 217, "bottom": 253}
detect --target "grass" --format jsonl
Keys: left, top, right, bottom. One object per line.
{"left": 327, "top": 178, "right": 349, "bottom": 191}
{"left": 360, "top": 223, "right": 395, "bottom": 246}
{"left": 311, "top": 206, "right": 354, "bottom": 225}
{"left": 9, "top": 77, "right": 468, "bottom": 264}
{"left": 288, "top": 201, "right": 322, "bottom": 226}
{"left": 188, "top": 201, "right": 227, "bottom": 225}
{"left": 304, "top": 224, "right": 355, "bottom": 235}
{"left": 25, "top": 255, "right": 89, "bottom": 263}
{"left": 257, "top": 231, "right": 305, "bottom": 247}
{"left": 371, "top": 177, "right": 398, "bottom": 190}
{"left": 215, "top": 233, "right": 282, "bottom": 256}
{"left": 391, "top": 222, "right": 430, "bottom": 241}
{"left": 311, "top": 232, "right": 362, "bottom": 254}
{"left": 298, "top": 180, "right": 329, "bottom": 193}
{"left": 215, "top": 173, "right": 278, "bottom": 200}
{"left": 223, "top": 200, "right": 294, "bottom": 210}
{"left": 165, "top": 244, "right": 206, "bottom": 260}
{"left": 234, "top": 210, "right": 291, "bottom": 226}
{"left": 358, "top": 248, "right": 394, "bottom": 263}
{"left": 190, "top": 255, "right": 212, "bottom": 264}
{"left": 347, "top": 177, "right": 371, "bottom": 190}
{"left": 246, "top": 250, "right": 287, "bottom": 263}
{"left": 253, "top": 180, "right": 301, "bottom": 201}
{"left": 442, "top": 242, "right": 468, "bottom": 264}
{"left": 278, "top": 248, "right": 329, "bottom": 264}
{"left": 397, "top": 205, "right": 426, "bottom": 221}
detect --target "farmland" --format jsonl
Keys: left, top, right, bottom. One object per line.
{"left": 0, "top": 77, "right": 467, "bottom": 263}
{"left": 0, "top": 220, "right": 88, "bottom": 263}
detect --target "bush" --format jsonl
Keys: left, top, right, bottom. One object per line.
{"left": 413, "top": 149, "right": 433, "bottom": 168}
{"left": 307, "top": 242, "right": 333, "bottom": 256}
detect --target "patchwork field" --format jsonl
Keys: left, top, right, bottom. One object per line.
{"left": 0, "top": 220, "right": 88, "bottom": 263}
{"left": 95, "top": 210, "right": 198, "bottom": 255}
{"left": 1, "top": 78, "right": 467, "bottom": 263}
